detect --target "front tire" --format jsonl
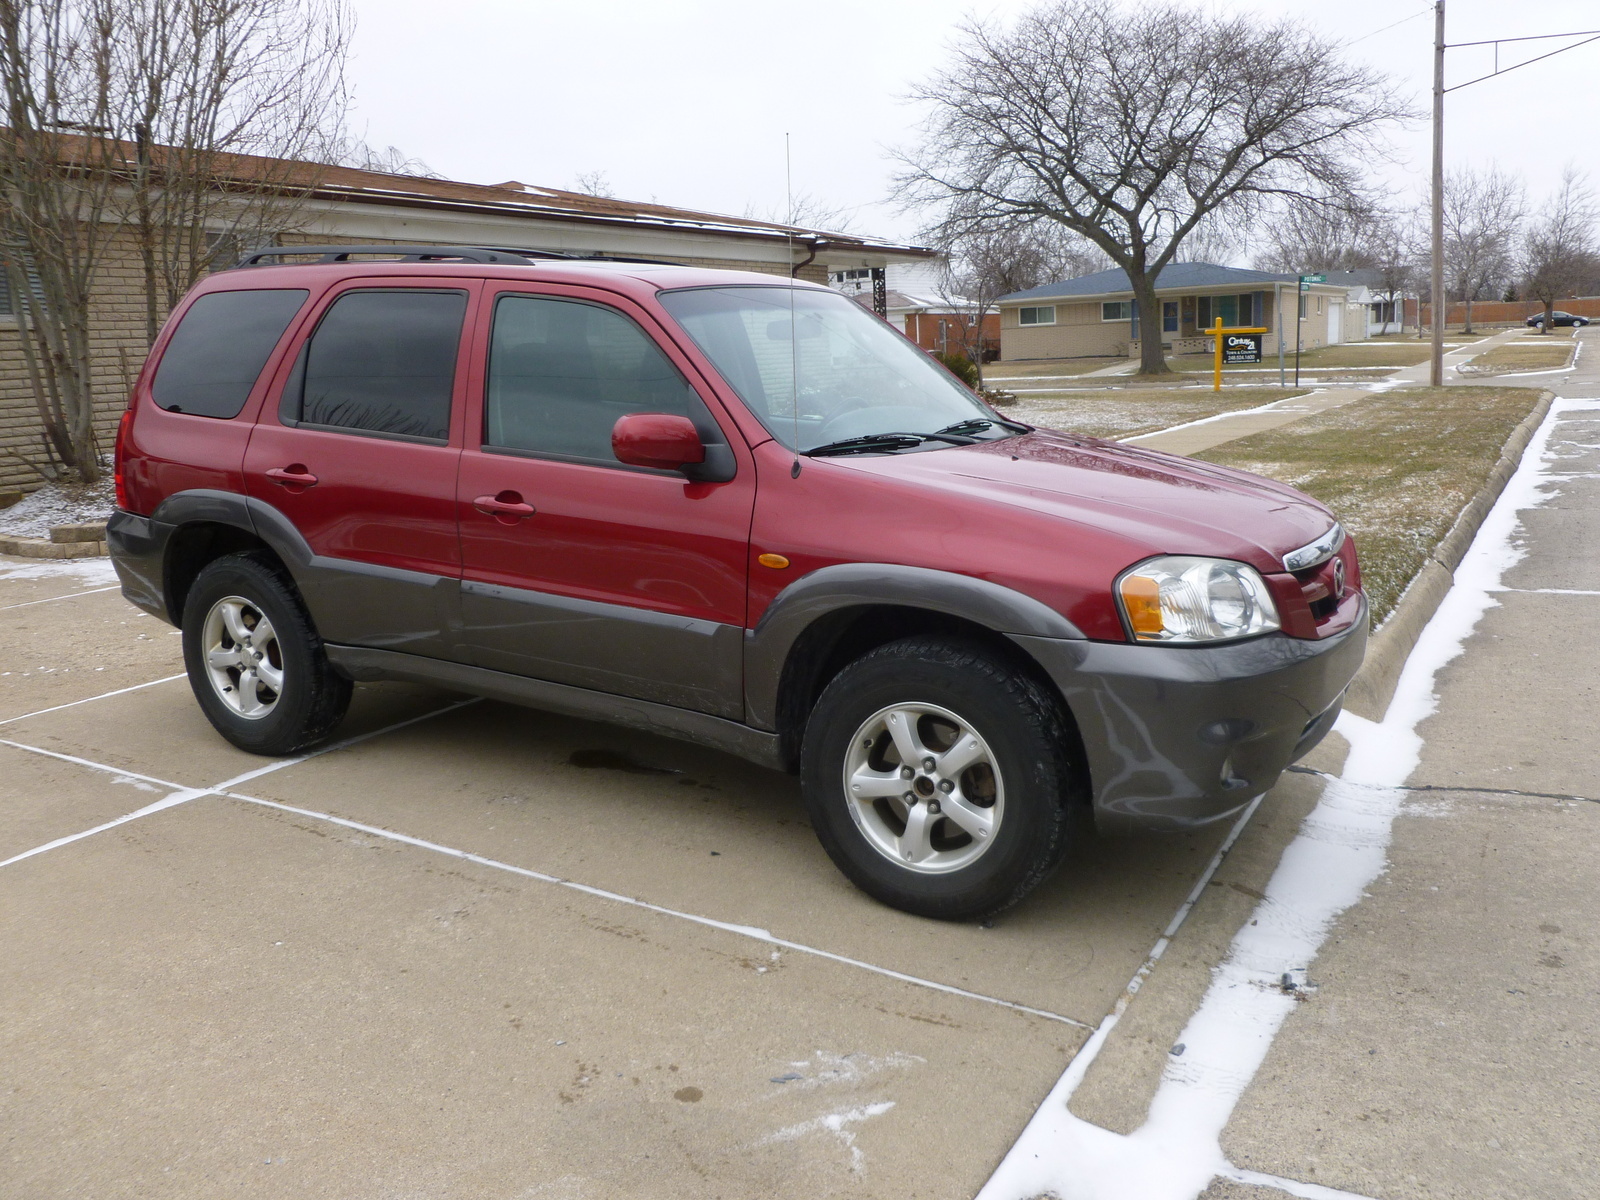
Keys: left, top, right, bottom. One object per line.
{"left": 181, "top": 552, "right": 352, "bottom": 756}
{"left": 800, "top": 637, "right": 1080, "bottom": 920}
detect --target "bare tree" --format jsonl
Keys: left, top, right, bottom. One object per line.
{"left": 0, "top": 0, "right": 124, "bottom": 483}
{"left": 1522, "top": 167, "right": 1599, "bottom": 334}
{"left": 570, "top": 169, "right": 615, "bottom": 198}
{"left": 1253, "top": 204, "right": 1382, "bottom": 275}
{"left": 1441, "top": 165, "right": 1524, "bottom": 334}
{"left": 897, "top": 0, "right": 1410, "bottom": 375}
{"left": 115, "top": 0, "right": 354, "bottom": 343}
{"left": 930, "top": 222, "right": 1108, "bottom": 387}
{"left": 329, "top": 136, "right": 436, "bottom": 178}
{"left": 744, "top": 191, "right": 856, "bottom": 234}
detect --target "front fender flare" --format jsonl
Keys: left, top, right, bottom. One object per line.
{"left": 743, "top": 562, "right": 1084, "bottom": 730}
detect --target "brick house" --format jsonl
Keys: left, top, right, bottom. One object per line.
{"left": 995, "top": 262, "right": 1366, "bottom": 362}
{"left": 0, "top": 155, "right": 935, "bottom": 497}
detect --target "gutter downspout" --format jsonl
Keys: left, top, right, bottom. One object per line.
{"left": 790, "top": 238, "right": 822, "bottom": 279}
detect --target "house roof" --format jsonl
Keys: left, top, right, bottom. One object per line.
{"left": 41, "top": 130, "right": 936, "bottom": 262}
{"left": 998, "top": 261, "right": 1296, "bottom": 303}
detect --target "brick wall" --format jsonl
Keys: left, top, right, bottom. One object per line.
{"left": 1420, "top": 297, "right": 1600, "bottom": 327}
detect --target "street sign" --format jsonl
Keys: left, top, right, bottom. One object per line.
{"left": 1299, "top": 273, "right": 1325, "bottom": 292}
{"left": 1222, "top": 333, "right": 1263, "bottom": 364}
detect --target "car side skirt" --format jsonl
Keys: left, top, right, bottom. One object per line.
{"left": 324, "top": 644, "right": 785, "bottom": 771}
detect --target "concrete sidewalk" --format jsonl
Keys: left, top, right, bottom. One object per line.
{"left": 1209, "top": 324, "right": 1600, "bottom": 1200}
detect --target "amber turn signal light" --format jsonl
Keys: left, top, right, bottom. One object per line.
{"left": 758, "top": 553, "right": 790, "bottom": 569}
{"left": 1119, "top": 574, "right": 1164, "bottom": 637}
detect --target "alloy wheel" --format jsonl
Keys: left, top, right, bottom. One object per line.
{"left": 841, "top": 702, "right": 1005, "bottom": 874}
{"left": 201, "top": 595, "right": 284, "bottom": 720}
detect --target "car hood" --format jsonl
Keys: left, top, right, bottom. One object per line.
{"left": 829, "top": 427, "right": 1336, "bottom": 572}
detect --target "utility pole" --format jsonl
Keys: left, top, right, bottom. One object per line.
{"left": 1430, "top": 0, "right": 1446, "bottom": 387}
{"left": 1426, "top": 8, "right": 1600, "bottom": 385}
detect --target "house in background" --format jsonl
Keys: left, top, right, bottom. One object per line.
{"left": 994, "top": 262, "right": 1365, "bottom": 362}
{"left": 0, "top": 151, "right": 937, "bottom": 497}
{"left": 831, "top": 262, "right": 1000, "bottom": 359}
{"left": 1318, "top": 269, "right": 1412, "bottom": 336}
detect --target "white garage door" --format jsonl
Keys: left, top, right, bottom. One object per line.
{"left": 1328, "top": 303, "right": 1343, "bottom": 345}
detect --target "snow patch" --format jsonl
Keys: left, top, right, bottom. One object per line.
{"left": 0, "top": 556, "right": 119, "bottom": 586}
{"left": 761, "top": 1101, "right": 895, "bottom": 1174}
{"left": 976, "top": 397, "right": 1586, "bottom": 1200}
{"left": 770, "top": 1050, "right": 924, "bottom": 1092}
{"left": 0, "top": 467, "right": 115, "bottom": 539}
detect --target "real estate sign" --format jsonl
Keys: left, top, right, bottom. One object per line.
{"left": 1222, "top": 333, "right": 1263, "bottom": 364}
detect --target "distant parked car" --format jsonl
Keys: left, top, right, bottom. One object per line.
{"left": 1526, "top": 311, "right": 1591, "bottom": 328}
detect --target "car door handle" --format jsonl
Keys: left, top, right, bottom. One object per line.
{"left": 265, "top": 465, "right": 319, "bottom": 487}
{"left": 473, "top": 491, "right": 536, "bottom": 520}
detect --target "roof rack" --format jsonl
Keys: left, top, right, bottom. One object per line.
{"left": 233, "top": 245, "right": 533, "bottom": 268}
{"left": 478, "top": 246, "right": 683, "bottom": 267}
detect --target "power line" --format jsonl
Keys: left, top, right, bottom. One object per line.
{"left": 1343, "top": 6, "right": 1434, "bottom": 49}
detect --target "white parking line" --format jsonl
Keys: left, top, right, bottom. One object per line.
{"left": 0, "top": 674, "right": 188, "bottom": 728}
{"left": 0, "top": 585, "right": 120, "bottom": 610}
{"left": 0, "top": 697, "right": 481, "bottom": 869}
{"left": 213, "top": 789, "right": 1094, "bottom": 1030}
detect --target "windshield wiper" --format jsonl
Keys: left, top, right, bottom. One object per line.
{"left": 804, "top": 430, "right": 976, "bottom": 457}
{"left": 936, "top": 417, "right": 1029, "bottom": 437}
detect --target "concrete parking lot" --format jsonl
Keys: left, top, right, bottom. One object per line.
{"left": 0, "top": 554, "right": 1338, "bottom": 1199}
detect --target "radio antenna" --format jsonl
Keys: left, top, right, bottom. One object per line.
{"left": 786, "top": 132, "right": 801, "bottom": 479}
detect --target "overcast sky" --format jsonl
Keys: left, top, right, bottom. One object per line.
{"left": 343, "top": 0, "right": 1599, "bottom": 249}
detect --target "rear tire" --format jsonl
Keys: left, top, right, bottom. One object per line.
{"left": 181, "top": 552, "right": 352, "bottom": 756}
{"left": 800, "top": 637, "right": 1079, "bottom": 920}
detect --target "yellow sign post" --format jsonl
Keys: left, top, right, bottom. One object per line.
{"left": 1204, "top": 317, "right": 1268, "bottom": 392}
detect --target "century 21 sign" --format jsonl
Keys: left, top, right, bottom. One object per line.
{"left": 1222, "top": 333, "right": 1263, "bottom": 364}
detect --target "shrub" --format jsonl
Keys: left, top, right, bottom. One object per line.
{"left": 934, "top": 351, "right": 980, "bottom": 388}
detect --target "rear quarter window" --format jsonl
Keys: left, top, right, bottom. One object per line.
{"left": 151, "top": 289, "right": 309, "bottom": 418}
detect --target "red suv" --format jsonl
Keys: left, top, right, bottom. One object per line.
{"left": 110, "top": 245, "right": 1365, "bottom": 920}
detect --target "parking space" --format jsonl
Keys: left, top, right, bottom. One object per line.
{"left": 0, "top": 555, "right": 1274, "bottom": 1196}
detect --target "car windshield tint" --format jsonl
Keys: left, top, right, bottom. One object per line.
{"left": 657, "top": 286, "right": 1001, "bottom": 452}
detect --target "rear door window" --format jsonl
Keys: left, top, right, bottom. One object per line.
{"left": 484, "top": 293, "right": 714, "bottom": 464}
{"left": 151, "top": 288, "right": 308, "bottom": 418}
{"left": 282, "top": 289, "right": 467, "bottom": 443}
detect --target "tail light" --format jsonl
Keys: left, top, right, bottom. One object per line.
{"left": 113, "top": 406, "right": 134, "bottom": 511}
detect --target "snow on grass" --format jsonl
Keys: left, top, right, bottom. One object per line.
{"left": 997, "top": 388, "right": 1308, "bottom": 441}
{"left": 0, "top": 464, "right": 115, "bottom": 539}
{"left": 977, "top": 397, "right": 1591, "bottom": 1200}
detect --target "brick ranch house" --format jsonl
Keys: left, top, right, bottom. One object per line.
{"left": 832, "top": 262, "right": 1000, "bottom": 360}
{"left": 995, "top": 262, "right": 1366, "bottom": 362}
{"left": 0, "top": 154, "right": 935, "bottom": 498}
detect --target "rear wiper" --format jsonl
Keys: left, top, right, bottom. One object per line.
{"left": 936, "top": 417, "right": 1029, "bottom": 436}
{"left": 805, "top": 431, "right": 976, "bottom": 457}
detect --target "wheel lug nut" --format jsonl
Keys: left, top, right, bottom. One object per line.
{"left": 938, "top": 779, "right": 954, "bottom": 793}
{"left": 902, "top": 792, "right": 916, "bottom": 804}
{"left": 900, "top": 766, "right": 914, "bottom": 780}
{"left": 927, "top": 800, "right": 941, "bottom": 815}
{"left": 922, "top": 757, "right": 935, "bottom": 771}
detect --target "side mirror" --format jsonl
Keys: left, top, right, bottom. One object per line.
{"left": 612, "top": 412, "right": 707, "bottom": 472}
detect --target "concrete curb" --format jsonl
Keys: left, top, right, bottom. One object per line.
{"left": 1342, "top": 389, "right": 1555, "bottom": 722}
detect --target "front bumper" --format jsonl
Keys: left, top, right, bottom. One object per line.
{"left": 1012, "top": 593, "right": 1368, "bottom": 832}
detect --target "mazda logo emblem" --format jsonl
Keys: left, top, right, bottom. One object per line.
{"left": 1333, "top": 557, "right": 1346, "bottom": 600}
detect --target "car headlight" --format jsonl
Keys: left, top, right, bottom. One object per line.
{"left": 1116, "top": 556, "right": 1280, "bottom": 643}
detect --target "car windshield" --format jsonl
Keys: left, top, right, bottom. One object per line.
{"left": 657, "top": 285, "right": 1014, "bottom": 454}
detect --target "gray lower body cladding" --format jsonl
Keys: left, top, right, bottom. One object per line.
{"left": 1012, "top": 599, "right": 1368, "bottom": 833}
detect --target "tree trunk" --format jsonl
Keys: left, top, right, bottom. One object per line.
{"left": 1132, "top": 274, "right": 1169, "bottom": 375}
{"left": 1462, "top": 296, "right": 1474, "bottom": 335}
{"left": 1539, "top": 301, "right": 1555, "bottom": 335}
